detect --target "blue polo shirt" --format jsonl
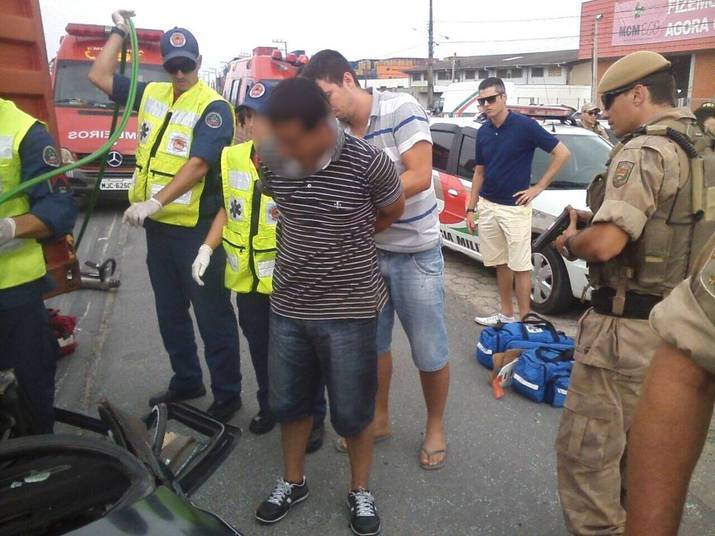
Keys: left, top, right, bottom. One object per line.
{"left": 475, "top": 111, "right": 559, "bottom": 206}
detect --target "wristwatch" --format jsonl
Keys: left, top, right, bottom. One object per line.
{"left": 111, "top": 26, "right": 127, "bottom": 39}
{"left": 466, "top": 208, "right": 476, "bottom": 213}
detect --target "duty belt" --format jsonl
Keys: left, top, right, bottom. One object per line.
{"left": 591, "top": 287, "right": 662, "bottom": 320}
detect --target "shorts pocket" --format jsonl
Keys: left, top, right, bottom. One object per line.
{"left": 555, "top": 390, "right": 620, "bottom": 470}
{"left": 410, "top": 248, "right": 444, "bottom": 276}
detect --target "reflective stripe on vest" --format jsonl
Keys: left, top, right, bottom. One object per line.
{"left": 0, "top": 99, "right": 47, "bottom": 290}
{"left": 131, "top": 81, "right": 235, "bottom": 227}
{"left": 220, "top": 141, "right": 277, "bottom": 294}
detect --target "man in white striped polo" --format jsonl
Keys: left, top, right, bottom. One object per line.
{"left": 304, "top": 50, "right": 450, "bottom": 471}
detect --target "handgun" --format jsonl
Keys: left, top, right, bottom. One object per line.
{"left": 532, "top": 207, "right": 585, "bottom": 251}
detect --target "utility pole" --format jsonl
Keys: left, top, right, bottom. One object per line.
{"left": 591, "top": 14, "right": 603, "bottom": 104}
{"left": 272, "top": 38, "right": 288, "bottom": 57}
{"left": 427, "top": 0, "right": 435, "bottom": 110}
{"left": 451, "top": 52, "right": 457, "bottom": 82}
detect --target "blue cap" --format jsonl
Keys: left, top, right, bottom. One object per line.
{"left": 160, "top": 27, "right": 200, "bottom": 64}
{"left": 240, "top": 81, "right": 275, "bottom": 114}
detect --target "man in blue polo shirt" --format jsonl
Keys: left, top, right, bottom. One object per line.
{"left": 467, "top": 77, "right": 570, "bottom": 326}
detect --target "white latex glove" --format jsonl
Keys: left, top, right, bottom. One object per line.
{"left": 191, "top": 244, "right": 213, "bottom": 286}
{"left": 122, "top": 198, "right": 162, "bottom": 227}
{"left": 0, "top": 217, "right": 16, "bottom": 247}
{"left": 111, "top": 9, "right": 135, "bottom": 33}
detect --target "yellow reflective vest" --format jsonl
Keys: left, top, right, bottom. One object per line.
{"left": 220, "top": 141, "right": 277, "bottom": 294}
{"left": 0, "top": 99, "right": 47, "bottom": 290}
{"left": 131, "top": 80, "right": 234, "bottom": 227}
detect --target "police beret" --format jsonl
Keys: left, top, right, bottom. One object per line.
{"left": 598, "top": 51, "right": 671, "bottom": 94}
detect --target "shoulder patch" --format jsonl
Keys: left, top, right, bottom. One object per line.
{"left": 249, "top": 83, "right": 266, "bottom": 99}
{"left": 205, "top": 111, "right": 223, "bottom": 129}
{"left": 700, "top": 259, "right": 715, "bottom": 298}
{"left": 612, "top": 161, "right": 634, "bottom": 188}
{"left": 42, "top": 145, "right": 60, "bottom": 167}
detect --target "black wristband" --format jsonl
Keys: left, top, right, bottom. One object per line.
{"left": 466, "top": 208, "right": 475, "bottom": 213}
{"left": 564, "top": 236, "right": 576, "bottom": 258}
{"left": 111, "top": 26, "right": 127, "bottom": 39}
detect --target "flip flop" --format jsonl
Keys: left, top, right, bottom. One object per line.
{"left": 419, "top": 447, "right": 447, "bottom": 471}
{"left": 333, "top": 433, "right": 392, "bottom": 453}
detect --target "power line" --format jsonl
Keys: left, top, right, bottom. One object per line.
{"left": 433, "top": 1, "right": 701, "bottom": 24}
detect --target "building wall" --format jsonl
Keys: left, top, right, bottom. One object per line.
{"left": 579, "top": 0, "right": 715, "bottom": 60}
{"left": 568, "top": 61, "right": 593, "bottom": 85}
{"left": 692, "top": 48, "right": 715, "bottom": 108}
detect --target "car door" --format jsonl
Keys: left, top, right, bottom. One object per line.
{"left": 447, "top": 126, "right": 481, "bottom": 259}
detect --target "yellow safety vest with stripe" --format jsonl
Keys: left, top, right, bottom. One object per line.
{"left": 0, "top": 99, "right": 47, "bottom": 290}
{"left": 220, "top": 141, "right": 277, "bottom": 294}
{"left": 130, "top": 80, "right": 235, "bottom": 227}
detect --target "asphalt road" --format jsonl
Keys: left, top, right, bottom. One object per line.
{"left": 48, "top": 206, "right": 715, "bottom": 536}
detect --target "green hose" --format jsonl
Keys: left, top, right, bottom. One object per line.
{"left": 0, "top": 19, "right": 140, "bottom": 210}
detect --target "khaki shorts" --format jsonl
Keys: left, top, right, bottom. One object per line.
{"left": 478, "top": 198, "right": 533, "bottom": 272}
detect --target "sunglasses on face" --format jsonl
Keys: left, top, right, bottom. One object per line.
{"left": 586, "top": 110, "right": 600, "bottom": 116}
{"left": 601, "top": 81, "right": 653, "bottom": 111}
{"left": 164, "top": 58, "right": 197, "bottom": 74}
{"left": 477, "top": 93, "right": 503, "bottom": 106}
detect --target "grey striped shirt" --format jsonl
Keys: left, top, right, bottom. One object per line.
{"left": 350, "top": 90, "right": 440, "bottom": 253}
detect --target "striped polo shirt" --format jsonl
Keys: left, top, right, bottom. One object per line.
{"left": 260, "top": 129, "right": 402, "bottom": 320}
{"left": 349, "top": 90, "right": 440, "bottom": 253}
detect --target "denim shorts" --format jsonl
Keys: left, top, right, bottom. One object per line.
{"left": 268, "top": 312, "right": 377, "bottom": 437}
{"left": 376, "top": 244, "right": 450, "bottom": 372}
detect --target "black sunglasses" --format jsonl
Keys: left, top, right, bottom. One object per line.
{"left": 164, "top": 58, "right": 197, "bottom": 74}
{"left": 601, "top": 82, "right": 653, "bottom": 111}
{"left": 585, "top": 109, "right": 601, "bottom": 116}
{"left": 477, "top": 93, "right": 503, "bottom": 106}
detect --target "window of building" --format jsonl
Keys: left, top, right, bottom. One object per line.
{"left": 548, "top": 66, "right": 562, "bottom": 77}
{"left": 478, "top": 69, "right": 489, "bottom": 79}
{"left": 464, "top": 69, "right": 476, "bottom": 80}
{"left": 437, "top": 70, "right": 450, "bottom": 81}
{"left": 496, "top": 68, "right": 509, "bottom": 78}
{"left": 531, "top": 67, "right": 544, "bottom": 78}
{"left": 511, "top": 68, "right": 523, "bottom": 78}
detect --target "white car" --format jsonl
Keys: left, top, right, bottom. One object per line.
{"left": 430, "top": 112, "right": 613, "bottom": 313}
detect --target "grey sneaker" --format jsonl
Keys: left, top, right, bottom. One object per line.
{"left": 474, "top": 313, "right": 517, "bottom": 327}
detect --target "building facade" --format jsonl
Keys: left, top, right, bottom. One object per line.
{"left": 580, "top": 0, "right": 715, "bottom": 108}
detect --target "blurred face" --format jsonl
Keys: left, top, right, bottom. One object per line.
{"left": 268, "top": 118, "right": 335, "bottom": 170}
{"left": 601, "top": 85, "right": 644, "bottom": 138}
{"left": 581, "top": 109, "right": 600, "bottom": 127}
{"left": 163, "top": 55, "right": 201, "bottom": 94}
{"left": 704, "top": 116, "right": 715, "bottom": 133}
{"left": 477, "top": 86, "right": 507, "bottom": 119}
{"left": 315, "top": 73, "right": 359, "bottom": 123}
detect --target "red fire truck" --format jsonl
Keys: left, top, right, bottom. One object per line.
{"left": 222, "top": 46, "right": 308, "bottom": 107}
{"left": 51, "top": 23, "right": 168, "bottom": 200}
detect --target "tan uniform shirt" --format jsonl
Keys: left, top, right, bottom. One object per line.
{"left": 650, "top": 234, "right": 715, "bottom": 374}
{"left": 590, "top": 108, "right": 695, "bottom": 294}
{"left": 579, "top": 120, "right": 610, "bottom": 142}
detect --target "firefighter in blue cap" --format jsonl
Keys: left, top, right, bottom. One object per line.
{"left": 0, "top": 98, "right": 78, "bottom": 433}
{"left": 191, "top": 81, "right": 327, "bottom": 450}
{"left": 88, "top": 9, "right": 242, "bottom": 421}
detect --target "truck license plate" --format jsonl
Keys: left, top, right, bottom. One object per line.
{"left": 99, "top": 178, "right": 132, "bottom": 191}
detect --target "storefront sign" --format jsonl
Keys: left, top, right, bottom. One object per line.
{"left": 612, "top": 0, "right": 715, "bottom": 45}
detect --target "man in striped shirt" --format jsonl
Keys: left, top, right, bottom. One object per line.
{"left": 304, "top": 50, "right": 450, "bottom": 471}
{"left": 253, "top": 78, "right": 404, "bottom": 536}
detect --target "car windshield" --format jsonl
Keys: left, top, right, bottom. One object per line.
{"left": 531, "top": 132, "right": 612, "bottom": 189}
{"left": 54, "top": 61, "right": 170, "bottom": 107}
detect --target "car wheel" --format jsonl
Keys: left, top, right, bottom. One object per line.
{"left": 530, "top": 245, "right": 573, "bottom": 314}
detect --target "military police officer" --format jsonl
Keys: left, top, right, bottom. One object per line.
{"left": 0, "top": 98, "right": 78, "bottom": 433}
{"left": 552, "top": 51, "right": 714, "bottom": 534}
{"left": 625, "top": 234, "right": 715, "bottom": 535}
{"left": 578, "top": 102, "right": 610, "bottom": 142}
{"left": 88, "top": 10, "right": 242, "bottom": 421}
